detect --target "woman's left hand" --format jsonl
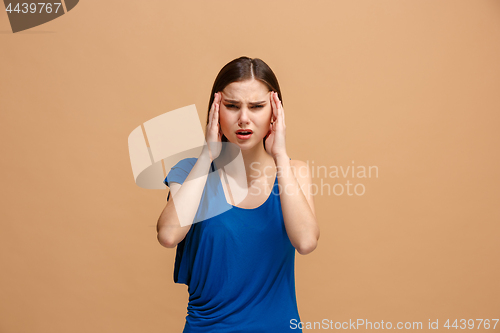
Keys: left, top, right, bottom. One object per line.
{"left": 265, "top": 91, "right": 288, "bottom": 159}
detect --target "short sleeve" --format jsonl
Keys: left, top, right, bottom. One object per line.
{"left": 163, "top": 158, "right": 198, "bottom": 187}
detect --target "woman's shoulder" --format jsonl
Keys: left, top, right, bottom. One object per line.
{"left": 289, "top": 159, "right": 310, "bottom": 178}
{"left": 172, "top": 157, "right": 198, "bottom": 169}
{"left": 290, "top": 159, "right": 307, "bottom": 168}
{"left": 164, "top": 157, "right": 200, "bottom": 187}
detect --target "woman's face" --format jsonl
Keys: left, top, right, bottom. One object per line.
{"left": 219, "top": 79, "right": 273, "bottom": 150}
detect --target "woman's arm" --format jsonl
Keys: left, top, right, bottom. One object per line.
{"left": 158, "top": 91, "right": 222, "bottom": 248}
{"left": 156, "top": 150, "right": 212, "bottom": 248}
{"left": 275, "top": 154, "right": 319, "bottom": 255}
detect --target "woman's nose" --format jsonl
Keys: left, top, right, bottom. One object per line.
{"left": 238, "top": 108, "right": 250, "bottom": 124}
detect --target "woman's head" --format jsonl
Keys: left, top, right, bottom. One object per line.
{"left": 206, "top": 57, "right": 282, "bottom": 151}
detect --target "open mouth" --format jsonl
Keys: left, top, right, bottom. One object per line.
{"left": 236, "top": 130, "right": 253, "bottom": 140}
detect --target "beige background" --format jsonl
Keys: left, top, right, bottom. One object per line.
{"left": 1, "top": 0, "right": 499, "bottom": 332}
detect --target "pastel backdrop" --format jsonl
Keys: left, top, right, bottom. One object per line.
{"left": 1, "top": 1, "right": 499, "bottom": 332}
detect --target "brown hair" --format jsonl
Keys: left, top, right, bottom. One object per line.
{"left": 206, "top": 56, "right": 283, "bottom": 148}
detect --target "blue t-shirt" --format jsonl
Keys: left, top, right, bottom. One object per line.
{"left": 164, "top": 157, "right": 302, "bottom": 333}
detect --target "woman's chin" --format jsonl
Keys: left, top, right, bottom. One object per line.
{"left": 229, "top": 136, "right": 261, "bottom": 150}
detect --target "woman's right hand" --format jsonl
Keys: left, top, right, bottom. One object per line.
{"left": 202, "top": 92, "right": 223, "bottom": 161}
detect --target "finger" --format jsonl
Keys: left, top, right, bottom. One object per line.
{"left": 271, "top": 92, "right": 277, "bottom": 121}
{"left": 213, "top": 93, "right": 220, "bottom": 120}
{"left": 215, "top": 92, "right": 220, "bottom": 105}
{"left": 215, "top": 100, "right": 220, "bottom": 129}
{"left": 211, "top": 93, "right": 221, "bottom": 129}
{"left": 274, "top": 96, "right": 282, "bottom": 123}
{"left": 276, "top": 93, "right": 280, "bottom": 122}
{"left": 275, "top": 93, "right": 280, "bottom": 123}
{"left": 208, "top": 93, "right": 217, "bottom": 129}
{"left": 269, "top": 91, "right": 274, "bottom": 112}
{"left": 278, "top": 100, "right": 284, "bottom": 124}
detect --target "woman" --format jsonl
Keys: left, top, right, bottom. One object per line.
{"left": 157, "top": 56, "right": 319, "bottom": 332}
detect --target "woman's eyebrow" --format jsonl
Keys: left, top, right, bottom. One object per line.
{"left": 223, "top": 99, "right": 267, "bottom": 105}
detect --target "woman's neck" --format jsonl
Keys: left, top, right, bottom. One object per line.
{"left": 217, "top": 142, "right": 276, "bottom": 185}
{"left": 240, "top": 145, "right": 276, "bottom": 182}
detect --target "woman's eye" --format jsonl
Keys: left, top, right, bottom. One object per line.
{"left": 225, "top": 104, "right": 263, "bottom": 109}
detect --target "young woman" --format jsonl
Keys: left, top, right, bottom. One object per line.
{"left": 157, "top": 56, "right": 319, "bottom": 332}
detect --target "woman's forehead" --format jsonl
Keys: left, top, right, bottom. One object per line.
{"left": 222, "top": 80, "right": 270, "bottom": 102}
